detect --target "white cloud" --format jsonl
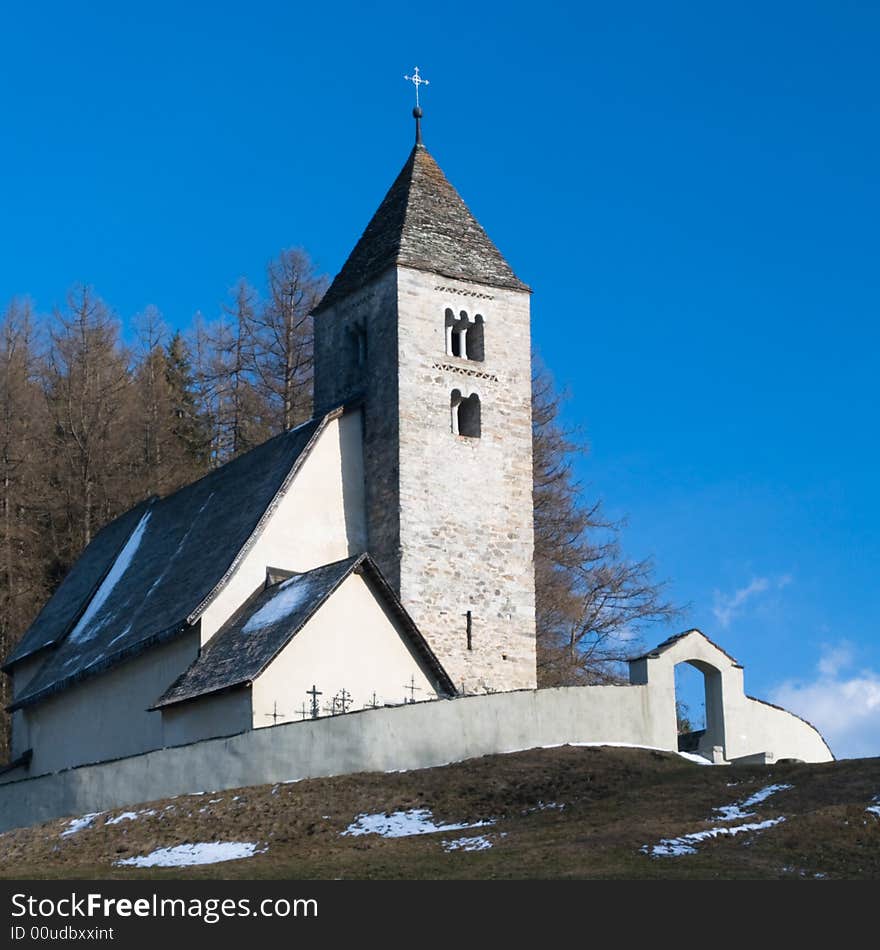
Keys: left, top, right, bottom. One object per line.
{"left": 770, "top": 643, "right": 880, "bottom": 759}
{"left": 816, "top": 642, "right": 854, "bottom": 678}
{"left": 711, "top": 574, "right": 792, "bottom": 629}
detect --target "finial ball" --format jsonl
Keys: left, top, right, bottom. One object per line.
{"left": 413, "top": 106, "right": 423, "bottom": 118}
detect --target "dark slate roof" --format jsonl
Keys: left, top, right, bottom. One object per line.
{"left": 314, "top": 143, "right": 529, "bottom": 313}
{"left": 4, "top": 499, "right": 155, "bottom": 668}
{"left": 629, "top": 629, "right": 742, "bottom": 668}
{"left": 7, "top": 413, "right": 332, "bottom": 711}
{"left": 152, "top": 553, "right": 455, "bottom": 708}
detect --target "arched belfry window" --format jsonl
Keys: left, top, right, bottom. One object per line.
{"left": 451, "top": 389, "right": 481, "bottom": 438}
{"left": 444, "top": 308, "right": 485, "bottom": 362}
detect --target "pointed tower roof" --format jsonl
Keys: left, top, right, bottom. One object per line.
{"left": 315, "top": 142, "right": 529, "bottom": 313}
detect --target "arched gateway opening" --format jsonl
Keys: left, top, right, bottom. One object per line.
{"left": 674, "top": 658, "right": 725, "bottom": 759}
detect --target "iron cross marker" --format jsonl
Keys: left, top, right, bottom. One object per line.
{"left": 265, "top": 700, "right": 285, "bottom": 725}
{"left": 307, "top": 684, "right": 322, "bottom": 719}
{"left": 404, "top": 675, "right": 421, "bottom": 704}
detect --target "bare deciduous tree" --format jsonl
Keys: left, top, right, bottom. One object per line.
{"left": 0, "top": 300, "right": 48, "bottom": 759}
{"left": 44, "top": 286, "right": 135, "bottom": 558}
{"left": 245, "top": 248, "right": 326, "bottom": 431}
{"left": 532, "top": 359, "right": 678, "bottom": 686}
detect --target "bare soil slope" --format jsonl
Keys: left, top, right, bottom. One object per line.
{"left": 1, "top": 746, "right": 878, "bottom": 879}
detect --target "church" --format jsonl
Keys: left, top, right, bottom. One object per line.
{"left": 2, "top": 103, "right": 536, "bottom": 778}
{"left": 0, "top": 100, "right": 832, "bottom": 799}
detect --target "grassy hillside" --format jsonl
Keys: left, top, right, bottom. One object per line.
{"left": 1, "top": 746, "right": 878, "bottom": 879}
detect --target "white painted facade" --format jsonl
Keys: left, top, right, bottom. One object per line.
{"left": 197, "top": 409, "right": 367, "bottom": 645}
{"left": 250, "top": 572, "right": 442, "bottom": 725}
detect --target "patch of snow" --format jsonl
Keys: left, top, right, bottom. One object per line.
{"left": 68, "top": 510, "right": 152, "bottom": 644}
{"left": 442, "top": 834, "right": 497, "bottom": 852}
{"left": 60, "top": 813, "right": 102, "bottom": 837}
{"left": 713, "top": 784, "right": 792, "bottom": 822}
{"left": 106, "top": 809, "right": 156, "bottom": 826}
{"left": 341, "top": 808, "right": 494, "bottom": 839}
{"left": 677, "top": 751, "right": 713, "bottom": 765}
{"left": 242, "top": 574, "right": 316, "bottom": 633}
{"left": 208, "top": 798, "right": 223, "bottom": 804}
{"left": 643, "top": 817, "right": 786, "bottom": 858}
{"left": 866, "top": 796, "right": 880, "bottom": 818}
{"left": 116, "top": 841, "right": 266, "bottom": 868}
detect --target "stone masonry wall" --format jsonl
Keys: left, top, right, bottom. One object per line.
{"left": 314, "top": 265, "right": 537, "bottom": 694}
{"left": 314, "top": 269, "right": 402, "bottom": 592}
{"left": 396, "top": 267, "right": 536, "bottom": 693}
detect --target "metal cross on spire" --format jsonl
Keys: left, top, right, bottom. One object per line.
{"left": 404, "top": 67, "right": 430, "bottom": 146}
{"left": 404, "top": 66, "right": 429, "bottom": 108}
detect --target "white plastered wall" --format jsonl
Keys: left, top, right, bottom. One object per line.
{"left": 628, "top": 630, "right": 833, "bottom": 763}
{"left": 198, "top": 409, "right": 367, "bottom": 646}
{"left": 250, "top": 572, "right": 443, "bottom": 726}
{"left": 17, "top": 630, "right": 201, "bottom": 776}
{"left": 161, "top": 688, "right": 252, "bottom": 747}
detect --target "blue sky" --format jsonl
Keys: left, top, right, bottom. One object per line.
{"left": 1, "top": 3, "right": 877, "bottom": 756}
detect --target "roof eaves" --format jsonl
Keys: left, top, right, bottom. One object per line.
{"left": 8, "top": 619, "right": 190, "bottom": 713}
{"left": 629, "top": 628, "right": 742, "bottom": 668}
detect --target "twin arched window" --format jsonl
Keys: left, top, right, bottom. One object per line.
{"left": 451, "top": 389, "right": 481, "bottom": 438}
{"left": 445, "top": 309, "right": 484, "bottom": 362}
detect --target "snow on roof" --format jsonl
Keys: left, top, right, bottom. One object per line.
{"left": 241, "top": 572, "right": 320, "bottom": 634}
{"left": 67, "top": 509, "right": 153, "bottom": 645}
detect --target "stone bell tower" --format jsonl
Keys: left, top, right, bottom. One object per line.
{"left": 313, "top": 103, "right": 536, "bottom": 693}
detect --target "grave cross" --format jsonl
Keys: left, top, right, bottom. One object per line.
{"left": 337, "top": 688, "right": 352, "bottom": 714}
{"left": 307, "top": 684, "right": 322, "bottom": 719}
{"left": 265, "top": 701, "right": 285, "bottom": 725}
{"left": 404, "top": 675, "right": 421, "bottom": 704}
